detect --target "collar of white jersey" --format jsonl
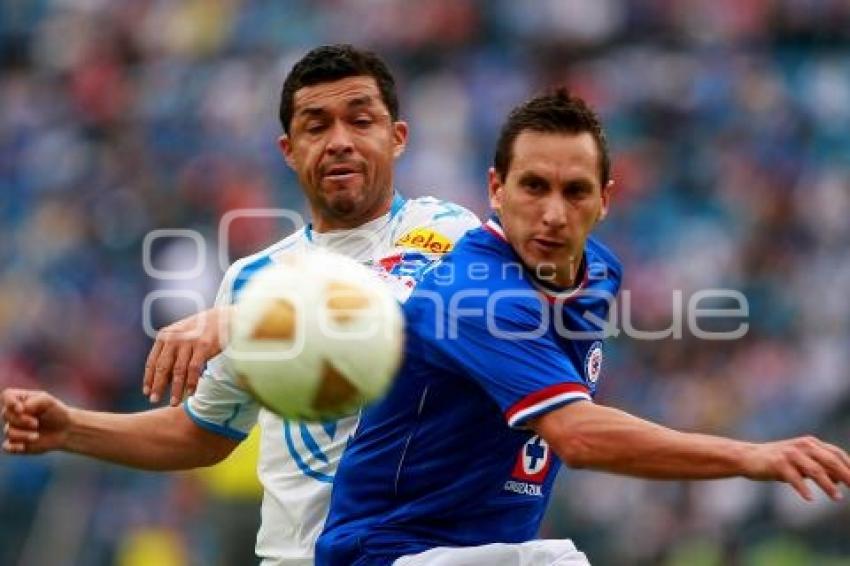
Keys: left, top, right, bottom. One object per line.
{"left": 483, "top": 215, "right": 588, "bottom": 303}
{"left": 304, "top": 192, "right": 406, "bottom": 243}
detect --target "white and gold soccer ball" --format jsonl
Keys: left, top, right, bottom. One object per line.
{"left": 226, "top": 250, "right": 404, "bottom": 421}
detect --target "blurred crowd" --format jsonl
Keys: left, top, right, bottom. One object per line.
{"left": 2, "top": 0, "right": 850, "bottom": 564}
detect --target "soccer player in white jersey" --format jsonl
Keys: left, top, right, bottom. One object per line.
{"left": 0, "top": 45, "right": 479, "bottom": 565}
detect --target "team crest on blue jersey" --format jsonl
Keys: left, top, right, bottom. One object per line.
{"left": 511, "top": 435, "right": 551, "bottom": 483}
{"left": 585, "top": 341, "right": 603, "bottom": 385}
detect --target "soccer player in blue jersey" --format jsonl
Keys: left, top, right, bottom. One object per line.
{"left": 316, "top": 90, "right": 850, "bottom": 566}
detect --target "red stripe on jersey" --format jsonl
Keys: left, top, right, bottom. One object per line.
{"left": 505, "top": 382, "right": 590, "bottom": 424}
{"left": 483, "top": 220, "right": 506, "bottom": 241}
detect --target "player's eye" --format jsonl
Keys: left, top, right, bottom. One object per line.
{"left": 565, "top": 182, "right": 593, "bottom": 199}
{"left": 523, "top": 178, "right": 547, "bottom": 193}
{"left": 351, "top": 116, "right": 374, "bottom": 129}
{"left": 302, "top": 120, "right": 328, "bottom": 134}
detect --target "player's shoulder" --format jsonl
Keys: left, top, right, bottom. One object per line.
{"left": 387, "top": 196, "right": 479, "bottom": 256}
{"left": 400, "top": 195, "right": 478, "bottom": 220}
{"left": 448, "top": 225, "right": 523, "bottom": 271}
{"left": 585, "top": 236, "right": 623, "bottom": 283}
{"left": 224, "top": 230, "right": 306, "bottom": 298}
{"left": 417, "top": 227, "right": 533, "bottom": 299}
{"left": 393, "top": 196, "right": 480, "bottom": 240}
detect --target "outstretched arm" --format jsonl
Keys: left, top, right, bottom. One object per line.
{"left": 532, "top": 400, "right": 850, "bottom": 501}
{"left": 2, "top": 388, "right": 238, "bottom": 470}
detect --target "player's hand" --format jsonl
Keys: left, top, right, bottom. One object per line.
{"left": 142, "top": 306, "right": 232, "bottom": 406}
{"left": 1, "top": 388, "right": 71, "bottom": 454}
{"left": 743, "top": 436, "right": 850, "bottom": 502}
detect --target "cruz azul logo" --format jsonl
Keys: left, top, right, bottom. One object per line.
{"left": 504, "top": 435, "right": 551, "bottom": 497}
{"left": 585, "top": 341, "right": 603, "bottom": 385}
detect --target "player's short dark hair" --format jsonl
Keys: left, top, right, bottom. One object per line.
{"left": 493, "top": 88, "right": 610, "bottom": 187}
{"left": 279, "top": 44, "right": 399, "bottom": 134}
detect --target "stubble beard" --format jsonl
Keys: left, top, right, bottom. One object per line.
{"left": 316, "top": 183, "right": 391, "bottom": 229}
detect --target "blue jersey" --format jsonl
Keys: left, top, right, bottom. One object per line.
{"left": 316, "top": 219, "right": 622, "bottom": 566}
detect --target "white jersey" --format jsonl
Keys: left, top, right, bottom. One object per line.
{"left": 186, "top": 195, "right": 480, "bottom": 565}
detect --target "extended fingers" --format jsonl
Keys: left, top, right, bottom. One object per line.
{"left": 779, "top": 461, "right": 812, "bottom": 501}
{"left": 808, "top": 443, "right": 850, "bottom": 490}
{"left": 143, "top": 311, "right": 218, "bottom": 403}
{"left": 186, "top": 349, "right": 207, "bottom": 398}
{"left": 795, "top": 452, "right": 841, "bottom": 501}
{"left": 824, "top": 443, "right": 850, "bottom": 479}
{"left": 169, "top": 345, "right": 193, "bottom": 406}
{"left": 149, "top": 342, "right": 177, "bottom": 404}
{"left": 143, "top": 340, "right": 164, "bottom": 397}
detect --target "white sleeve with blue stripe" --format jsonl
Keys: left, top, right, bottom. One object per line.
{"left": 184, "top": 256, "right": 263, "bottom": 442}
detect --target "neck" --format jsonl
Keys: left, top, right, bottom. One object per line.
{"left": 554, "top": 255, "right": 585, "bottom": 288}
{"left": 487, "top": 217, "right": 585, "bottom": 289}
{"left": 311, "top": 192, "right": 394, "bottom": 233}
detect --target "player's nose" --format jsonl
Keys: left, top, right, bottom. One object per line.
{"left": 541, "top": 196, "right": 568, "bottom": 228}
{"left": 325, "top": 121, "right": 355, "bottom": 156}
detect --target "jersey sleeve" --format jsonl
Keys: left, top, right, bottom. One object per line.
{"left": 184, "top": 257, "right": 261, "bottom": 441}
{"left": 426, "top": 292, "right": 592, "bottom": 429}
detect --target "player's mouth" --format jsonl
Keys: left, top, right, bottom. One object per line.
{"left": 322, "top": 163, "right": 364, "bottom": 183}
{"left": 529, "top": 237, "right": 565, "bottom": 253}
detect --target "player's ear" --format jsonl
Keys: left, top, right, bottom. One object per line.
{"left": 597, "top": 179, "right": 614, "bottom": 222}
{"left": 278, "top": 135, "right": 296, "bottom": 169}
{"left": 392, "top": 121, "right": 409, "bottom": 158}
{"left": 488, "top": 167, "right": 504, "bottom": 212}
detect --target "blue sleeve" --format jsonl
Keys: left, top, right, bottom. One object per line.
{"left": 408, "top": 289, "right": 592, "bottom": 428}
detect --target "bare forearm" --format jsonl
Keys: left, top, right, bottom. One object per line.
{"left": 65, "top": 405, "right": 236, "bottom": 471}
{"left": 537, "top": 402, "right": 755, "bottom": 480}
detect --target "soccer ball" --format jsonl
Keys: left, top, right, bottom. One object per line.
{"left": 226, "top": 250, "right": 404, "bottom": 421}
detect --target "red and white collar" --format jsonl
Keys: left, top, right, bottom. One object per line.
{"left": 483, "top": 217, "right": 506, "bottom": 241}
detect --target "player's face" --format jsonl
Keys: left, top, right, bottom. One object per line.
{"left": 489, "top": 131, "right": 612, "bottom": 287}
{"left": 280, "top": 76, "right": 408, "bottom": 231}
